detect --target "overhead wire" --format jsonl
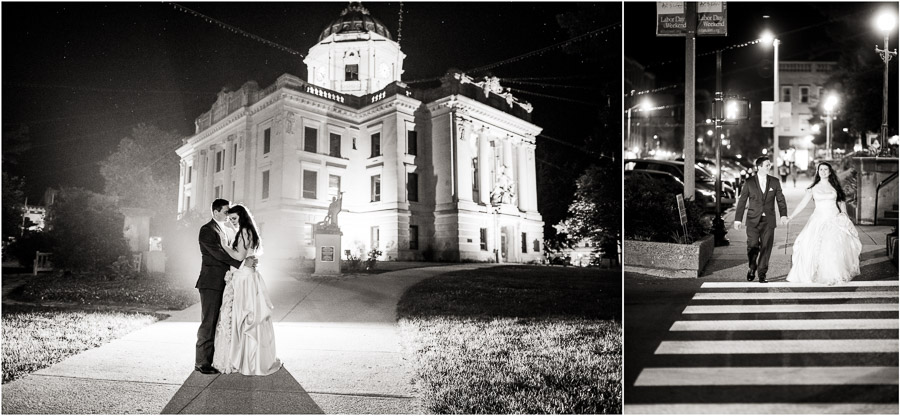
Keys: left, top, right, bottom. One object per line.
{"left": 169, "top": 3, "right": 304, "bottom": 57}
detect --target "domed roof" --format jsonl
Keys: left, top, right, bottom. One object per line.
{"left": 318, "top": 2, "right": 393, "bottom": 42}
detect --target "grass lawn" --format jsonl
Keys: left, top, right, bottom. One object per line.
{"left": 397, "top": 265, "right": 621, "bottom": 414}
{"left": 1, "top": 304, "right": 161, "bottom": 383}
{"left": 14, "top": 273, "right": 198, "bottom": 310}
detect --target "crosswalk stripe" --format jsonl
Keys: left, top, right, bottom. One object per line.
{"left": 624, "top": 403, "right": 899, "bottom": 414}
{"left": 633, "top": 366, "right": 898, "bottom": 386}
{"left": 670, "top": 319, "right": 900, "bottom": 331}
{"left": 701, "top": 281, "right": 899, "bottom": 288}
{"left": 655, "top": 339, "right": 898, "bottom": 354}
{"left": 693, "top": 291, "right": 898, "bottom": 300}
{"left": 683, "top": 303, "right": 898, "bottom": 314}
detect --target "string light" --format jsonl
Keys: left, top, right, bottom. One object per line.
{"left": 397, "top": 2, "right": 404, "bottom": 45}
{"left": 502, "top": 79, "right": 602, "bottom": 91}
{"left": 506, "top": 87, "right": 602, "bottom": 107}
{"left": 466, "top": 22, "right": 621, "bottom": 74}
{"left": 170, "top": 3, "right": 304, "bottom": 57}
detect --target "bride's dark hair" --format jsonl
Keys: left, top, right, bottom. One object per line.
{"left": 808, "top": 162, "right": 846, "bottom": 213}
{"left": 226, "top": 204, "right": 260, "bottom": 250}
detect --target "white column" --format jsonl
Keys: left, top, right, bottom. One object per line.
{"left": 517, "top": 143, "right": 528, "bottom": 211}
{"left": 178, "top": 160, "right": 186, "bottom": 213}
{"left": 194, "top": 151, "right": 205, "bottom": 212}
{"left": 526, "top": 144, "right": 538, "bottom": 211}
{"left": 224, "top": 136, "right": 234, "bottom": 199}
{"left": 206, "top": 145, "right": 216, "bottom": 205}
{"left": 479, "top": 134, "right": 492, "bottom": 205}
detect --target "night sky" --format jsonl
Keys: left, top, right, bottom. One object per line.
{"left": 2, "top": 2, "right": 620, "bottom": 205}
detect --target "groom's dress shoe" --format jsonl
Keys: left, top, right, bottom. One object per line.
{"left": 195, "top": 365, "right": 219, "bottom": 374}
{"left": 747, "top": 268, "right": 756, "bottom": 281}
{"left": 759, "top": 275, "right": 768, "bottom": 284}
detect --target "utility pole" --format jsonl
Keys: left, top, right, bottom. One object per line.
{"left": 683, "top": 2, "right": 697, "bottom": 199}
{"left": 713, "top": 52, "right": 729, "bottom": 246}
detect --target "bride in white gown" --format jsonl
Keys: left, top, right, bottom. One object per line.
{"left": 211, "top": 204, "right": 282, "bottom": 375}
{"left": 786, "top": 162, "right": 861, "bottom": 285}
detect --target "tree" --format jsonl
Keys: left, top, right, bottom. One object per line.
{"left": 99, "top": 124, "right": 184, "bottom": 223}
{"left": 2, "top": 124, "right": 31, "bottom": 166}
{"left": 44, "top": 187, "right": 130, "bottom": 273}
{"left": 559, "top": 163, "right": 621, "bottom": 263}
{"left": 2, "top": 172, "right": 26, "bottom": 240}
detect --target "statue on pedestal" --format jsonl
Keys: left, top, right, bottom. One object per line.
{"left": 316, "top": 192, "right": 343, "bottom": 233}
{"left": 490, "top": 166, "right": 516, "bottom": 206}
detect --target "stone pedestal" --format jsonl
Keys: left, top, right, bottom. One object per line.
{"left": 313, "top": 224, "right": 342, "bottom": 276}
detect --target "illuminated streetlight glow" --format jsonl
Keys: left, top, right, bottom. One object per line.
{"left": 640, "top": 99, "right": 654, "bottom": 112}
{"left": 707, "top": 130, "right": 714, "bottom": 136}
{"left": 823, "top": 94, "right": 839, "bottom": 112}
{"left": 876, "top": 12, "right": 896, "bottom": 33}
{"left": 759, "top": 31, "right": 775, "bottom": 46}
{"left": 812, "top": 124, "right": 821, "bottom": 133}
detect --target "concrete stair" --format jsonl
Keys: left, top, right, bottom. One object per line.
{"left": 878, "top": 204, "right": 899, "bottom": 226}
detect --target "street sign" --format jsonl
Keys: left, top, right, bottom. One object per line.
{"left": 657, "top": 2, "right": 727, "bottom": 37}
{"left": 676, "top": 194, "right": 688, "bottom": 225}
{"left": 656, "top": 2, "right": 687, "bottom": 36}
{"left": 698, "top": 2, "right": 728, "bottom": 36}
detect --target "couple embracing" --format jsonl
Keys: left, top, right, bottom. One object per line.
{"left": 194, "top": 199, "right": 282, "bottom": 376}
{"left": 733, "top": 157, "right": 861, "bottom": 285}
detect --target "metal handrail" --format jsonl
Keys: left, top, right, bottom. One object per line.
{"left": 874, "top": 170, "right": 899, "bottom": 225}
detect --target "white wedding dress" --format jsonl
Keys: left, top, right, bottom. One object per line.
{"left": 786, "top": 186, "right": 861, "bottom": 285}
{"left": 212, "top": 246, "right": 282, "bottom": 375}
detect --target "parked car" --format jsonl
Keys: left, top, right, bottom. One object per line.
{"left": 678, "top": 157, "right": 742, "bottom": 191}
{"left": 624, "top": 159, "right": 735, "bottom": 209}
{"left": 625, "top": 169, "right": 723, "bottom": 213}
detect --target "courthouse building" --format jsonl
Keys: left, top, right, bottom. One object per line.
{"left": 176, "top": 3, "right": 544, "bottom": 263}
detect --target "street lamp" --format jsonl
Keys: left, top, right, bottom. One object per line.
{"left": 823, "top": 94, "right": 839, "bottom": 159}
{"left": 760, "top": 31, "right": 781, "bottom": 169}
{"left": 875, "top": 11, "right": 897, "bottom": 156}
{"left": 626, "top": 98, "right": 653, "bottom": 157}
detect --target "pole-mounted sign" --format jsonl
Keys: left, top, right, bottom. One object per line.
{"left": 657, "top": 2, "right": 727, "bottom": 37}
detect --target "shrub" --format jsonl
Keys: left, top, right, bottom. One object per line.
{"left": 6, "top": 230, "right": 53, "bottom": 269}
{"left": 44, "top": 188, "right": 130, "bottom": 274}
{"left": 624, "top": 175, "right": 711, "bottom": 243}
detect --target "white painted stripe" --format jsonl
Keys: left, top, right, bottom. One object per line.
{"left": 683, "top": 303, "right": 898, "bottom": 314}
{"left": 701, "top": 281, "right": 899, "bottom": 288}
{"left": 670, "top": 319, "right": 900, "bottom": 331}
{"left": 625, "top": 403, "right": 899, "bottom": 414}
{"left": 655, "top": 339, "right": 898, "bottom": 355}
{"left": 693, "top": 291, "right": 898, "bottom": 300}
{"left": 633, "top": 366, "right": 898, "bottom": 386}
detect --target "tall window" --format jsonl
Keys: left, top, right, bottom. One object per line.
{"left": 186, "top": 166, "right": 192, "bottom": 184}
{"left": 232, "top": 143, "right": 238, "bottom": 166}
{"left": 215, "top": 151, "right": 223, "bottom": 172}
{"left": 262, "top": 170, "right": 270, "bottom": 199}
{"left": 407, "top": 172, "right": 418, "bottom": 202}
{"left": 186, "top": 196, "right": 191, "bottom": 211}
{"left": 232, "top": 181, "right": 235, "bottom": 198}
{"left": 263, "top": 128, "right": 271, "bottom": 154}
{"left": 328, "top": 175, "right": 341, "bottom": 200}
{"left": 407, "top": 130, "right": 418, "bottom": 156}
{"left": 370, "top": 226, "right": 380, "bottom": 250}
{"left": 480, "top": 228, "right": 488, "bottom": 251}
{"left": 214, "top": 185, "right": 222, "bottom": 199}
{"left": 371, "top": 175, "right": 381, "bottom": 202}
{"left": 329, "top": 133, "right": 341, "bottom": 157}
{"left": 302, "top": 170, "right": 317, "bottom": 199}
{"left": 472, "top": 157, "right": 479, "bottom": 201}
{"left": 345, "top": 64, "right": 359, "bottom": 81}
{"left": 533, "top": 239, "right": 540, "bottom": 252}
{"left": 800, "top": 87, "right": 809, "bottom": 104}
{"left": 370, "top": 133, "right": 381, "bottom": 157}
{"left": 409, "top": 225, "right": 419, "bottom": 250}
{"left": 521, "top": 232, "right": 527, "bottom": 253}
{"left": 304, "top": 127, "right": 317, "bottom": 153}
{"left": 781, "top": 86, "right": 791, "bottom": 103}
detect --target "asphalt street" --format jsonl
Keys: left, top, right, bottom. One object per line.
{"left": 624, "top": 175, "right": 899, "bottom": 414}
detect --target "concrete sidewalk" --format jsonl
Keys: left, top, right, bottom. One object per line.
{"left": 706, "top": 176, "right": 897, "bottom": 282}
{"left": 2, "top": 263, "right": 499, "bottom": 414}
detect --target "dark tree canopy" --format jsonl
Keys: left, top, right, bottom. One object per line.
{"left": 44, "top": 187, "right": 130, "bottom": 273}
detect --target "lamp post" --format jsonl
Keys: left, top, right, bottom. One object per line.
{"left": 760, "top": 31, "right": 781, "bottom": 167}
{"left": 875, "top": 11, "right": 897, "bottom": 156}
{"left": 823, "top": 94, "right": 838, "bottom": 160}
{"left": 626, "top": 99, "right": 653, "bottom": 157}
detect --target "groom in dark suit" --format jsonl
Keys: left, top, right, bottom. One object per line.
{"left": 733, "top": 156, "right": 788, "bottom": 283}
{"left": 195, "top": 198, "right": 256, "bottom": 374}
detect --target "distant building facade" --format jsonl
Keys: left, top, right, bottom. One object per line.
{"left": 777, "top": 61, "right": 836, "bottom": 146}
{"left": 176, "top": 3, "right": 544, "bottom": 263}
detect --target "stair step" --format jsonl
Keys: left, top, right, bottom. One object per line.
{"left": 877, "top": 218, "right": 899, "bottom": 226}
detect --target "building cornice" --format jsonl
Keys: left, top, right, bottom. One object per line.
{"left": 428, "top": 95, "right": 542, "bottom": 139}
